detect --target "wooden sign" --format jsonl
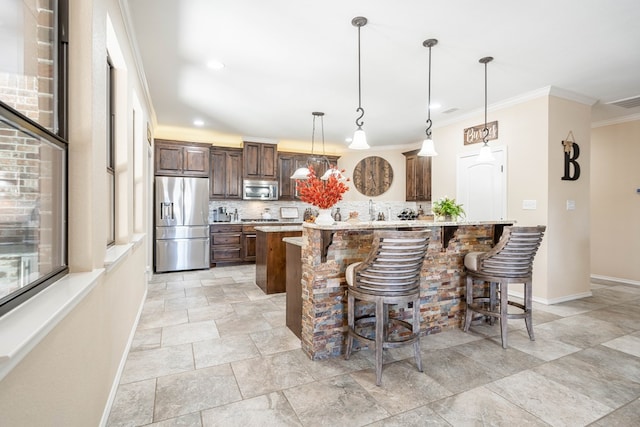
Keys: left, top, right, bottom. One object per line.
{"left": 464, "top": 121, "right": 498, "bottom": 145}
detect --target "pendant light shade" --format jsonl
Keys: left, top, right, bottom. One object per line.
{"left": 290, "top": 166, "right": 310, "bottom": 180}
{"left": 477, "top": 56, "right": 496, "bottom": 163}
{"left": 418, "top": 38, "right": 438, "bottom": 157}
{"left": 349, "top": 16, "right": 370, "bottom": 150}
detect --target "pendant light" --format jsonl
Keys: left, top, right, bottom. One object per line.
{"left": 418, "top": 38, "right": 438, "bottom": 157}
{"left": 291, "top": 112, "right": 325, "bottom": 180}
{"left": 477, "top": 56, "right": 496, "bottom": 162}
{"left": 349, "top": 16, "right": 370, "bottom": 150}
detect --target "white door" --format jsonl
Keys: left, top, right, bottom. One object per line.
{"left": 457, "top": 146, "right": 506, "bottom": 221}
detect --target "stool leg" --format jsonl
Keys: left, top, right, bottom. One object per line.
{"left": 464, "top": 275, "right": 473, "bottom": 332}
{"left": 499, "top": 282, "right": 508, "bottom": 349}
{"left": 345, "top": 292, "right": 354, "bottom": 360}
{"left": 413, "top": 297, "right": 423, "bottom": 372}
{"left": 524, "top": 280, "right": 535, "bottom": 341}
{"left": 375, "top": 299, "right": 384, "bottom": 386}
{"left": 489, "top": 281, "right": 497, "bottom": 326}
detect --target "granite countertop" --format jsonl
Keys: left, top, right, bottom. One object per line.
{"left": 302, "top": 219, "right": 516, "bottom": 230}
{"left": 282, "top": 236, "right": 304, "bottom": 247}
{"left": 254, "top": 225, "right": 304, "bottom": 233}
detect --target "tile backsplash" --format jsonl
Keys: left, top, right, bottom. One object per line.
{"left": 209, "top": 199, "right": 431, "bottom": 222}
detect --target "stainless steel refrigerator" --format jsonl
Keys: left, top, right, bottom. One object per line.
{"left": 155, "top": 176, "right": 210, "bottom": 272}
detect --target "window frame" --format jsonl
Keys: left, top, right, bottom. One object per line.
{"left": 0, "top": 0, "right": 69, "bottom": 317}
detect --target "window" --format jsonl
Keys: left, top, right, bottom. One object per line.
{"left": 107, "top": 55, "right": 115, "bottom": 246}
{"left": 0, "top": 0, "right": 68, "bottom": 316}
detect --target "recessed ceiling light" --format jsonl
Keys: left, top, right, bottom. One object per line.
{"left": 429, "top": 103, "right": 441, "bottom": 110}
{"left": 206, "top": 60, "right": 225, "bottom": 70}
{"left": 193, "top": 119, "right": 204, "bottom": 127}
{"left": 345, "top": 137, "right": 353, "bottom": 143}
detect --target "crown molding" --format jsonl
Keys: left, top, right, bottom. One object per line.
{"left": 592, "top": 113, "right": 640, "bottom": 128}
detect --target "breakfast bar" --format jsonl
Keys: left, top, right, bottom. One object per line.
{"left": 296, "top": 219, "right": 513, "bottom": 360}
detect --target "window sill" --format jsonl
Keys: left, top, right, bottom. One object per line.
{"left": 0, "top": 269, "right": 104, "bottom": 381}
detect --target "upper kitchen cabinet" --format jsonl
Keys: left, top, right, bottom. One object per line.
{"left": 209, "top": 147, "right": 243, "bottom": 200}
{"left": 243, "top": 141, "right": 277, "bottom": 180}
{"left": 403, "top": 149, "right": 432, "bottom": 202}
{"left": 155, "top": 139, "right": 210, "bottom": 177}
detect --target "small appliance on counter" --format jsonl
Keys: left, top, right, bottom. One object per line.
{"left": 211, "top": 206, "right": 231, "bottom": 222}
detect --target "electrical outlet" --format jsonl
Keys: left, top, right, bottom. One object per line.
{"left": 567, "top": 200, "right": 576, "bottom": 210}
{"left": 522, "top": 200, "right": 537, "bottom": 210}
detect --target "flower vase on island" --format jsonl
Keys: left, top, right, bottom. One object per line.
{"left": 295, "top": 164, "right": 349, "bottom": 225}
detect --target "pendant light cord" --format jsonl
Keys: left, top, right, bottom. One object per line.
{"left": 355, "top": 23, "right": 365, "bottom": 127}
{"left": 425, "top": 44, "right": 433, "bottom": 138}
{"left": 479, "top": 56, "right": 493, "bottom": 144}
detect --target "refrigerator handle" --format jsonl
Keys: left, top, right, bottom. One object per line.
{"left": 170, "top": 203, "right": 174, "bottom": 219}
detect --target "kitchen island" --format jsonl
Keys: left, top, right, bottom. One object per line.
{"left": 295, "top": 219, "right": 513, "bottom": 360}
{"left": 255, "top": 225, "right": 303, "bottom": 294}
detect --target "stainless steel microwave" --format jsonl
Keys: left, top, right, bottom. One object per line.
{"left": 243, "top": 179, "right": 278, "bottom": 200}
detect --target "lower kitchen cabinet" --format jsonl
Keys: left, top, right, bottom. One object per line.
{"left": 210, "top": 224, "right": 243, "bottom": 265}
{"left": 255, "top": 228, "right": 302, "bottom": 294}
{"left": 242, "top": 224, "right": 257, "bottom": 262}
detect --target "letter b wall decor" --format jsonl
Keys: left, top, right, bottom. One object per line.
{"left": 561, "top": 140, "right": 580, "bottom": 181}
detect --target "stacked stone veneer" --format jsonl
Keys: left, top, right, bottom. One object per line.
{"left": 300, "top": 224, "right": 497, "bottom": 360}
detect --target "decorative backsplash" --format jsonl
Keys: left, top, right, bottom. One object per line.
{"left": 209, "top": 200, "right": 431, "bottom": 223}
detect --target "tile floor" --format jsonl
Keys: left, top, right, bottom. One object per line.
{"left": 107, "top": 265, "right": 640, "bottom": 426}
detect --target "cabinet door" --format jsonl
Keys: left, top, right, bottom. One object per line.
{"left": 243, "top": 142, "right": 261, "bottom": 178}
{"left": 405, "top": 153, "right": 417, "bottom": 201}
{"left": 278, "top": 153, "right": 294, "bottom": 200}
{"left": 243, "top": 233, "right": 256, "bottom": 261}
{"left": 155, "top": 143, "right": 183, "bottom": 176}
{"left": 226, "top": 151, "right": 243, "bottom": 199}
{"left": 260, "top": 144, "right": 278, "bottom": 179}
{"left": 209, "top": 150, "right": 227, "bottom": 199}
{"left": 183, "top": 146, "right": 209, "bottom": 177}
{"left": 415, "top": 155, "right": 432, "bottom": 201}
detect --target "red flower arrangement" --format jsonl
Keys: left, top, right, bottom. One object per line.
{"left": 296, "top": 164, "right": 349, "bottom": 209}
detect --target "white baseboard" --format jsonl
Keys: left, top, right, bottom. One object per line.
{"left": 99, "top": 285, "right": 148, "bottom": 427}
{"left": 591, "top": 274, "right": 640, "bottom": 287}
{"left": 508, "top": 289, "right": 593, "bottom": 305}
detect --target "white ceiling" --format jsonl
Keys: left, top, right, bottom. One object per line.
{"left": 125, "top": 0, "right": 640, "bottom": 149}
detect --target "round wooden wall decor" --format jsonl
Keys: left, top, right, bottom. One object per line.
{"left": 353, "top": 156, "right": 393, "bottom": 196}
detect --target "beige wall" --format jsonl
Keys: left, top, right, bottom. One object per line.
{"left": 0, "top": 0, "right": 152, "bottom": 424}
{"left": 430, "top": 91, "right": 592, "bottom": 302}
{"left": 591, "top": 119, "right": 640, "bottom": 283}
{"left": 0, "top": 245, "right": 147, "bottom": 426}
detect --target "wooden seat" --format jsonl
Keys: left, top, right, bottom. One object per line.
{"left": 344, "top": 230, "right": 429, "bottom": 386}
{"left": 463, "top": 225, "right": 546, "bottom": 348}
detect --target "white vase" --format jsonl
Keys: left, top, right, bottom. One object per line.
{"left": 314, "top": 208, "right": 334, "bottom": 226}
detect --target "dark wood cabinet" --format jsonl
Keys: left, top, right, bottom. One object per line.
{"left": 242, "top": 224, "right": 257, "bottom": 262}
{"left": 278, "top": 152, "right": 340, "bottom": 200}
{"left": 243, "top": 141, "right": 277, "bottom": 180}
{"left": 285, "top": 240, "right": 302, "bottom": 339}
{"left": 210, "top": 224, "right": 243, "bottom": 265}
{"left": 403, "top": 149, "right": 432, "bottom": 202}
{"left": 256, "top": 229, "right": 303, "bottom": 294}
{"left": 209, "top": 147, "right": 242, "bottom": 200}
{"left": 155, "top": 139, "right": 210, "bottom": 177}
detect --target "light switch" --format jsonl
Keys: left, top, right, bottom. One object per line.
{"left": 567, "top": 200, "right": 576, "bottom": 210}
{"left": 522, "top": 200, "right": 537, "bottom": 210}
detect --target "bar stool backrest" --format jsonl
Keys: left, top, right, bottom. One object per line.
{"left": 352, "top": 230, "right": 429, "bottom": 296}
{"left": 478, "top": 226, "right": 546, "bottom": 279}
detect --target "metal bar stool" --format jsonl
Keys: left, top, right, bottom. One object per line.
{"left": 344, "top": 230, "right": 429, "bottom": 386}
{"left": 463, "top": 225, "right": 546, "bottom": 348}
